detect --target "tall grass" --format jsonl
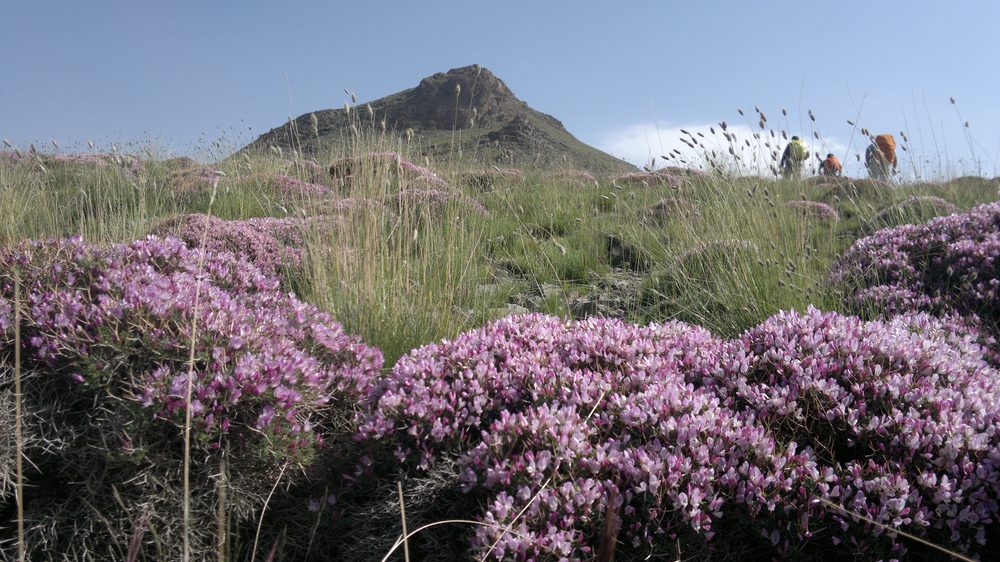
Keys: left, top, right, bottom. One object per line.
{"left": 294, "top": 137, "right": 486, "bottom": 367}
{"left": 630, "top": 176, "right": 844, "bottom": 335}
{"left": 1, "top": 110, "right": 997, "bottom": 559}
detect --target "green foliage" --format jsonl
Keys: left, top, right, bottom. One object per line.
{"left": 2, "top": 139, "right": 999, "bottom": 560}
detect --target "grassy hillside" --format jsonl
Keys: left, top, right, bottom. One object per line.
{"left": 1, "top": 137, "right": 998, "bottom": 561}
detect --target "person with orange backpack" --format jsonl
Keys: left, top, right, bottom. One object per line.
{"left": 818, "top": 153, "right": 842, "bottom": 177}
{"left": 865, "top": 133, "right": 897, "bottom": 180}
{"left": 779, "top": 136, "right": 809, "bottom": 178}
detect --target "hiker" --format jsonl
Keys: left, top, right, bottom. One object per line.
{"left": 865, "top": 133, "right": 897, "bottom": 181}
{"left": 779, "top": 136, "right": 809, "bottom": 178}
{"left": 819, "top": 153, "right": 842, "bottom": 177}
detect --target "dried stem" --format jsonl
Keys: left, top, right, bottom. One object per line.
{"left": 14, "top": 276, "right": 25, "bottom": 562}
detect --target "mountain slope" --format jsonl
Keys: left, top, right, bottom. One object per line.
{"left": 241, "top": 65, "right": 636, "bottom": 175}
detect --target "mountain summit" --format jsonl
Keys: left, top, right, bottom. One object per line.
{"left": 242, "top": 65, "right": 635, "bottom": 175}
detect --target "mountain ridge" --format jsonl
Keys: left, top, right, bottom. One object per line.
{"left": 240, "top": 65, "right": 636, "bottom": 175}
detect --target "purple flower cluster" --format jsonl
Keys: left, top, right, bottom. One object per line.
{"left": 830, "top": 201, "right": 1000, "bottom": 322}
{"left": 1, "top": 151, "right": 144, "bottom": 174}
{"left": 707, "top": 308, "right": 1000, "bottom": 554}
{"left": 358, "top": 309, "right": 1000, "bottom": 558}
{"left": 0, "top": 236, "right": 382, "bottom": 451}
{"left": 150, "top": 214, "right": 322, "bottom": 275}
{"left": 275, "top": 174, "right": 332, "bottom": 197}
{"left": 50, "top": 152, "right": 144, "bottom": 174}
{"left": 323, "top": 196, "right": 391, "bottom": 217}
{"left": 785, "top": 200, "right": 839, "bottom": 221}
{"left": 405, "top": 173, "right": 451, "bottom": 191}
{"left": 358, "top": 316, "right": 795, "bottom": 557}
{"left": 0, "top": 149, "right": 29, "bottom": 162}
{"left": 297, "top": 158, "right": 329, "bottom": 182}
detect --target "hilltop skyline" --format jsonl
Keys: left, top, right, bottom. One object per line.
{"left": 2, "top": 1, "right": 998, "bottom": 178}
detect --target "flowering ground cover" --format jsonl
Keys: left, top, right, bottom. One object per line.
{"left": 786, "top": 200, "right": 839, "bottom": 221}
{"left": 2, "top": 151, "right": 999, "bottom": 561}
{"left": 357, "top": 310, "right": 1000, "bottom": 560}
{"left": 151, "top": 213, "right": 320, "bottom": 276}
{"left": 831, "top": 201, "right": 1000, "bottom": 328}
{"left": 0, "top": 236, "right": 382, "bottom": 558}
{"left": 274, "top": 173, "right": 332, "bottom": 197}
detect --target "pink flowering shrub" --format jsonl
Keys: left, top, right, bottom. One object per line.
{"left": 406, "top": 173, "right": 451, "bottom": 190}
{"left": 275, "top": 174, "right": 332, "bottom": 197}
{"left": 323, "top": 196, "right": 391, "bottom": 217}
{"left": 1, "top": 151, "right": 144, "bottom": 174}
{"left": 151, "top": 213, "right": 321, "bottom": 276}
{"left": 0, "top": 149, "right": 29, "bottom": 162}
{"left": 0, "top": 236, "right": 382, "bottom": 558}
{"left": 785, "top": 200, "right": 839, "bottom": 221}
{"left": 357, "top": 310, "right": 1000, "bottom": 559}
{"left": 49, "top": 152, "right": 144, "bottom": 174}
{"left": 830, "top": 201, "right": 1000, "bottom": 324}
{"left": 0, "top": 236, "right": 381, "bottom": 448}
{"left": 359, "top": 314, "right": 815, "bottom": 559}
{"left": 708, "top": 307, "right": 1000, "bottom": 555}
{"left": 168, "top": 164, "right": 220, "bottom": 194}
{"left": 294, "top": 158, "right": 329, "bottom": 182}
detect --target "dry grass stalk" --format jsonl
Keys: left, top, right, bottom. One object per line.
{"left": 595, "top": 487, "right": 620, "bottom": 562}
{"left": 815, "top": 497, "right": 975, "bottom": 562}
{"left": 397, "top": 481, "right": 410, "bottom": 562}
{"left": 14, "top": 276, "right": 25, "bottom": 562}
{"left": 216, "top": 454, "right": 228, "bottom": 562}
{"left": 251, "top": 462, "right": 289, "bottom": 562}
{"left": 381, "top": 520, "right": 561, "bottom": 562}
{"left": 182, "top": 178, "right": 219, "bottom": 562}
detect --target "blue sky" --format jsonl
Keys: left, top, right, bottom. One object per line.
{"left": 2, "top": 1, "right": 998, "bottom": 177}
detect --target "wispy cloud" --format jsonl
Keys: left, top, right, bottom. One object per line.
{"left": 596, "top": 121, "right": 848, "bottom": 176}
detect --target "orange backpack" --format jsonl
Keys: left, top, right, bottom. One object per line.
{"left": 875, "top": 134, "right": 897, "bottom": 165}
{"left": 822, "top": 155, "right": 842, "bottom": 174}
